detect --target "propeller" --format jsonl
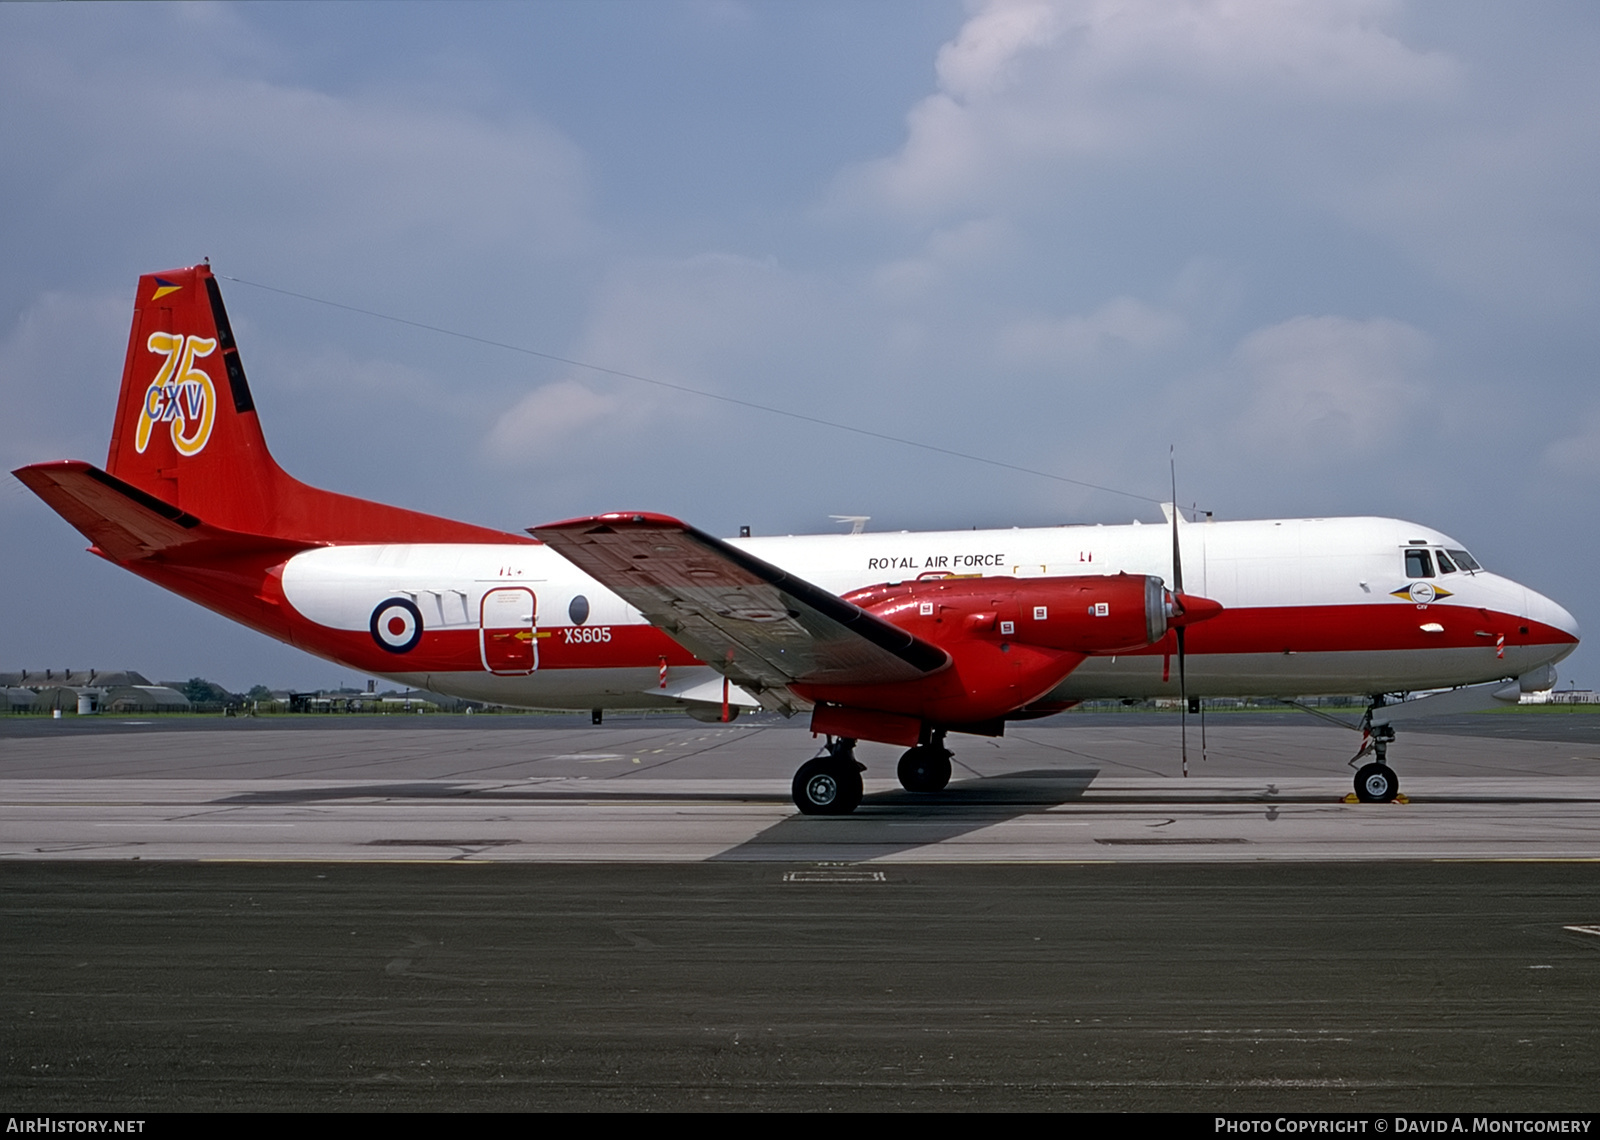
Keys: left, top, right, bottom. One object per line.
{"left": 1164, "top": 451, "right": 1224, "bottom": 777}
{"left": 1170, "top": 451, "right": 1187, "bottom": 778}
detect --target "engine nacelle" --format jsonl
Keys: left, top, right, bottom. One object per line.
{"left": 841, "top": 572, "right": 1169, "bottom": 655}
{"left": 796, "top": 573, "right": 1197, "bottom": 737}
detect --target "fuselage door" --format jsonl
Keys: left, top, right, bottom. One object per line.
{"left": 480, "top": 586, "right": 537, "bottom": 675}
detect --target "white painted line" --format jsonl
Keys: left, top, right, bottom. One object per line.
{"left": 1562, "top": 924, "right": 1600, "bottom": 937}
{"left": 783, "top": 870, "right": 886, "bottom": 883}
{"left": 92, "top": 822, "right": 297, "bottom": 828}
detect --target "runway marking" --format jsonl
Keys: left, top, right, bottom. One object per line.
{"left": 1095, "top": 837, "right": 1249, "bottom": 845}
{"left": 1433, "top": 857, "right": 1600, "bottom": 863}
{"left": 91, "top": 821, "right": 296, "bottom": 827}
{"left": 366, "top": 838, "right": 520, "bottom": 848}
{"left": 783, "top": 870, "right": 886, "bottom": 883}
{"left": 1563, "top": 924, "right": 1600, "bottom": 936}
{"left": 201, "top": 858, "right": 493, "bottom": 865}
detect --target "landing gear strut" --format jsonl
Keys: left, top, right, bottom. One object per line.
{"left": 897, "top": 730, "right": 953, "bottom": 794}
{"left": 1352, "top": 721, "right": 1400, "bottom": 803}
{"left": 792, "top": 738, "right": 865, "bottom": 815}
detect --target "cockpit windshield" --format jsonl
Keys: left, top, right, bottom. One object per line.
{"left": 1446, "top": 548, "right": 1481, "bottom": 572}
{"left": 1405, "top": 549, "right": 1434, "bottom": 578}
{"left": 1436, "top": 550, "right": 1458, "bottom": 574}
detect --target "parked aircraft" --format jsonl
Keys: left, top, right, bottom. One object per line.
{"left": 14, "top": 265, "right": 1579, "bottom": 813}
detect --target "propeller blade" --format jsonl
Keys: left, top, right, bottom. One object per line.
{"left": 1170, "top": 450, "right": 1184, "bottom": 595}
{"left": 1178, "top": 625, "right": 1188, "bottom": 778}
{"left": 1171, "top": 448, "right": 1188, "bottom": 777}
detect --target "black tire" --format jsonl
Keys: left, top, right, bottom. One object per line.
{"left": 793, "top": 757, "right": 863, "bottom": 815}
{"left": 897, "top": 746, "right": 953, "bottom": 794}
{"left": 1354, "top": 762, "right": 1399, "bottom": 803}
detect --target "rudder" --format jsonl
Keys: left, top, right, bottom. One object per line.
{"left": 106, "top": 264, "right": 278, "bottom": 532}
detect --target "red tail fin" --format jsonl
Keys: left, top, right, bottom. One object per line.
{"left": 95, "top": 264, "right": 521, "bottom": 546}
{"left": 105, "top": 265, "right": 275, "bottom": 530}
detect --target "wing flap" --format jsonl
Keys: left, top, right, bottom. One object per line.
{"left": 532, "top": 513, "right": 948, "bottom": 692}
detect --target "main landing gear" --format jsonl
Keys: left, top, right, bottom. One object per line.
{"left": 792, "top": 738, "right": 865, "bottom": 815}
{"left": 1351, "top": 721, "right": 1401, "bottom": 803}
{"left": 792, "top": 731, "right": 959, "bottom": 815}
{"left": 897, "top": 731, "right": 952, "bottom": 794}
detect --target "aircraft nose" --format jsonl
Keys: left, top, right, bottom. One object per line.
{"left": 1526, "top": 587, "right": 1580, "bottom": 646}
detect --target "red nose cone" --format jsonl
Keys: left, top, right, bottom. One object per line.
{"left": 1171, "top": 593, "right": 1223, "bottom": 628}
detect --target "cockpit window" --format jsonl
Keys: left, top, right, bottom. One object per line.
{"left": 1446, "top": 548, "right": 1481, "bottom": 572}
{"left": 1405, "top": 549, "right": 1434, "bottom": 578}
{"left": 1435, "top": 550, "right": 1458, "bottom": 574}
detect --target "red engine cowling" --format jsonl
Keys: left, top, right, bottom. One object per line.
{"left": 842, "top": 572, "right": 1169, "bottom": 655}
{"left": 797, "top": 573, "right": 1188, "bottom": 742}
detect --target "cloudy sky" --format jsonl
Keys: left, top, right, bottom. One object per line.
{"left": 3, "top": 0, "right": 1597, "bottom": 692}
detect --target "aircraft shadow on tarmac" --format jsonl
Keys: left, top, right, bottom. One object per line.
{"left": 216, "top": 768, "right": 1100, "bottom": 807}
{"left": 708, "top": 769, "right": 1102, "bottom": 862}
{"left": 214, "top": 769, "right": 1103, "bottom": 859}
{"left": 218, "top": 782, "right": 481, "bottom": 805}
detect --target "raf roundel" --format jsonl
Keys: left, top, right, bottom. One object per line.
{"left": 370, "top": 597, "right": 424, "bottom": 653}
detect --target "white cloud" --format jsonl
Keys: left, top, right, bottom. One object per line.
{"left": 477, "top": 252, "right": 852, "bottom": 475}
{"left": 0, "top": 7, "right": 596, "bottom": 306}
{"left": 1214, "top": 314, "right": 1432, "bottom": 459}
{"left": 872, "top": 216, "right": 1019, "bottom": 305}
{"left": 483, "top": 381, "right": 624, "bottom": 469}
{"left": 999, "top": 295, "right": 1185, "bottom": 367}
{"left": 936, "top": 0, "right": 1453, "bottom": 103}
{"left": 835, "top": 0, "right": 1458, "bottom": 219}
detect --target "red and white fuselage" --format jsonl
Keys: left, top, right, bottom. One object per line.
{"left": 274, "top": 515, "right": 1577, "bottom": 711}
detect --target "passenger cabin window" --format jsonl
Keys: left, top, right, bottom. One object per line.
{"left": 1405, "top": 549, "right": 1434, "bottom": 578}
{"left": 1435, "top": 550, "right": 1458, "bottom": 574}
{"left": 1446, "top": 548, "right": 1481, "bottom": 572}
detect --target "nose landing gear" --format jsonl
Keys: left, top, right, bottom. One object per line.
{"left": 1351, "top": 722, "right": 1401, "bottom": 803}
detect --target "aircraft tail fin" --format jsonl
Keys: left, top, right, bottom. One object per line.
{"left": 76, "top": 263, "right": 520, "bottom": 549}
{"left": 103, "top": 265, "right": 277, "bottom": 532}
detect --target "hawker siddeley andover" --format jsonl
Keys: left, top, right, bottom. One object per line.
{"left": 15, "top": 265, "right": 1580, "bottom": 813}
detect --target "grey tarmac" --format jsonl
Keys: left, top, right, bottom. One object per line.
{"left": 2, "top": 711, "right": 1599, "bottom": 1111}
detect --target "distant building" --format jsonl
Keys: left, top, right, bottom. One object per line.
{"left": 0, "top": 688, "right": 38, "bottom": 713}
{"left": 0, "top": 669, "right": 153, "bottom": 688}
{"left": 1, "top": 669, "right": 191, "bottom": 714}
{"left": 104, "top": 685, "right": 192, "bottom": 713}
{"left": 1524, "top": 688, "right": 1600, "bottom": 705}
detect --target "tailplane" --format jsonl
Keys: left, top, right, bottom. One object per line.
{"left": 18, "top": 264, "right": 520, "bottom": 554}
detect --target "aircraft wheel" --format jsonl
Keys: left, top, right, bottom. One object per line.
{"left": 1354, "top": 762, "right": 1400, "bottom": 803}
{"left": 897, "top": 746, "right": 952, "bottom": 793}
{"left": 793, "top": 757, "right": 863, "bottom": 815}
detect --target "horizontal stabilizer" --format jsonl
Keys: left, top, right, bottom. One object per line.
{"left": 13, "top": 459, "right": 307, "bottom": 564}
{"left": 532, "top": 512, "right": 949, "bottom": 696}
